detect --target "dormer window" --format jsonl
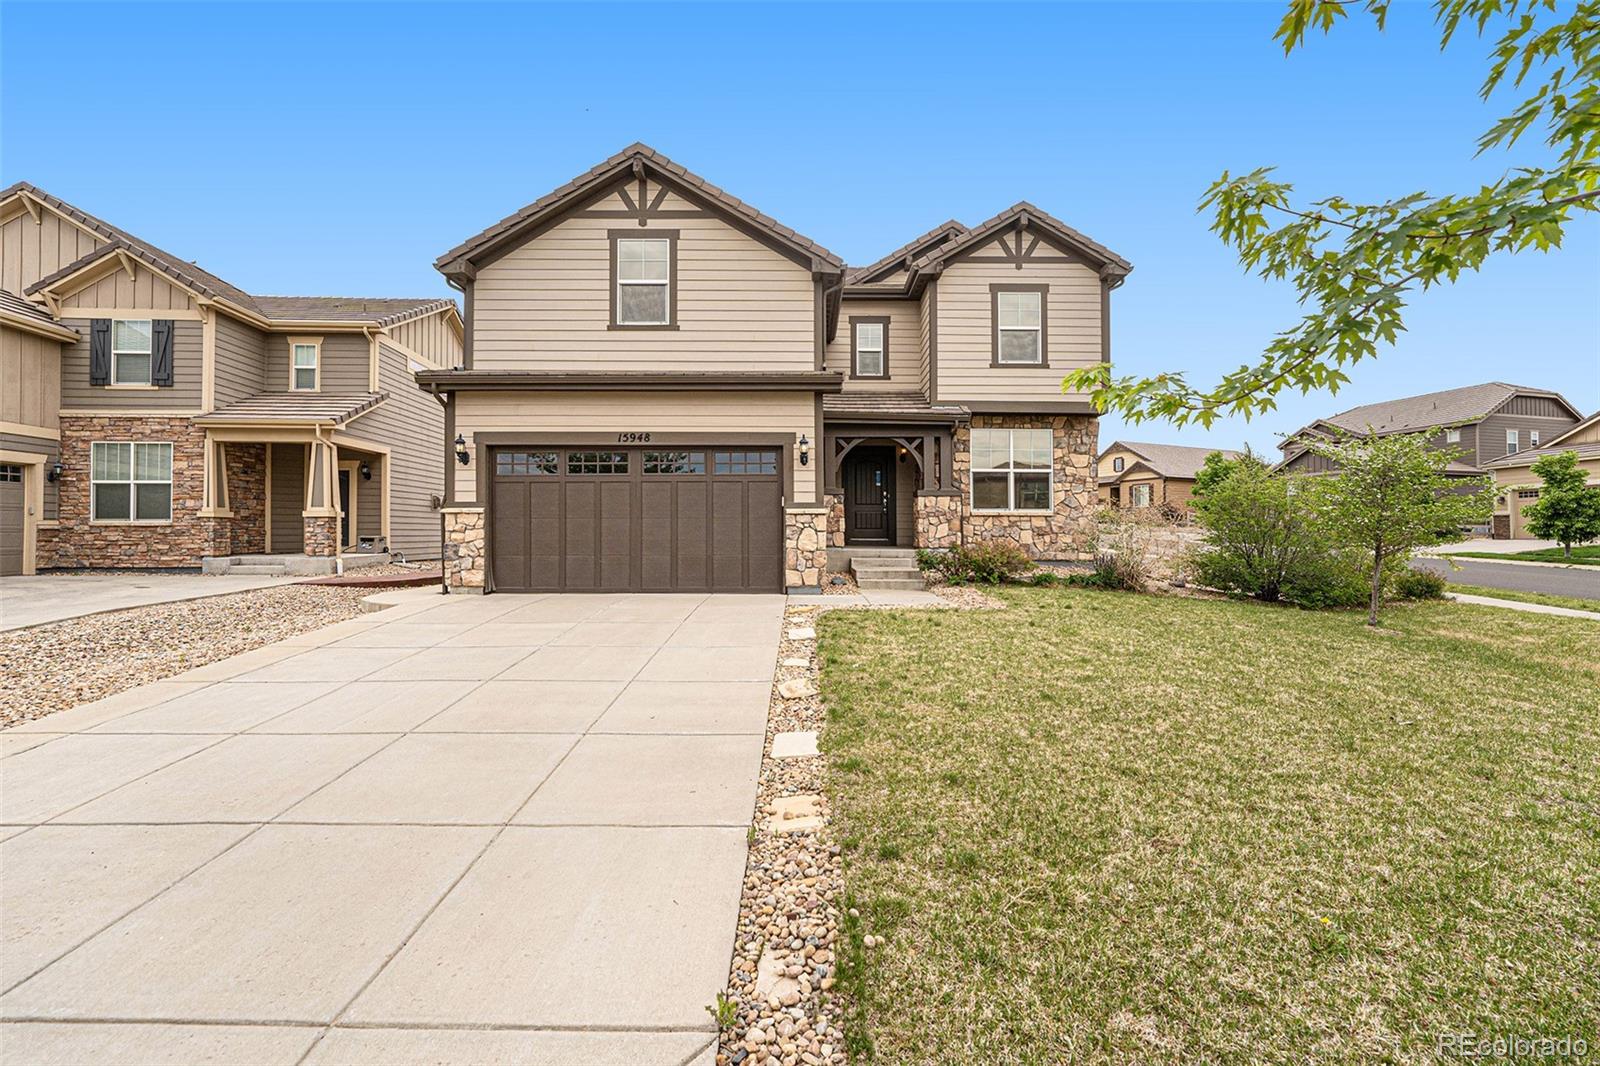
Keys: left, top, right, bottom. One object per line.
{"left": 991, "top": 286, "right": 1047, "bottom": 366}
{"left": 611, "top": 232, "right": 677, "bottom": 328}
{"left": 289, "top": 338, "right": 321, "bottom": 391}
{"left": 850, "top": 317, "right": 889, "bottom": 379}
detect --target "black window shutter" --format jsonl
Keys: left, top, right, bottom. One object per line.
{"left": 89, "top": 319, "right": 111, "bottom": 385}
{"left": 151, "top": 320, "right": 174, "bottom": 386}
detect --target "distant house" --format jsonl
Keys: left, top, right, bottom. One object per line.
{"left": 1277, "top": 382, "right": 1583, "bottom": 478}
{"left": 1484, "top": 410, "right": 1600, "bottom": 539}
{"left": 1097, "top": 441, "right": 1242, "bottom": 513}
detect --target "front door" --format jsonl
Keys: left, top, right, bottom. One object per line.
{"left": 844, "top": 449, "right": 893, "bottom": 544}
{"left": 338, "top": 470, "right": 352, "bottom": 548}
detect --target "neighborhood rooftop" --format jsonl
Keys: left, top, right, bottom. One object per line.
{"left": 1103, "top": 441, "right": 1243, "bottom": 480}
{"left": 1310, "top": 381, "right": 1577, "bottom": 438}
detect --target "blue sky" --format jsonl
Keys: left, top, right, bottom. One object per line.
{"left": 3, "top": 1, "right": 1596, "bottom": 453}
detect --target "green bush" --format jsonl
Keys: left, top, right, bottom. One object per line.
{"left": 916, "top": 541, "right": 1034, "bottom": 585}
{"left": 1191, "top": 456, "right": 1333, "bottom": 604}
{"left": 1395, "top": 567, "right": 1448, "bottom": 600}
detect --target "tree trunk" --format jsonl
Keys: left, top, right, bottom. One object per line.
{"left": 1368, "top": 552, "right": 1383, "bottom": 627}
{"left": 1564, "top": 541, "right": 1573, "bottom": 558}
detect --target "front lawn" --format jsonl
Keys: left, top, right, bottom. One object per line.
{"left": 818, "top": 589, "right": 1600, "bottom": 1064}
{"left": 1445, "top": 545, "right": 1600, "bottom": 565}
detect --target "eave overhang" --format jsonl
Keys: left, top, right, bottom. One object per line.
{"left": 413, "top": 370, "right": 846, "bottom": 394}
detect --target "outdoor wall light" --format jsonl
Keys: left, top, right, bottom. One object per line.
{"left": 454, "top": 435, "right": 471, "bottom": 466}
{"left": 798, "top": 434, "right": 810, "bottom": 466}
{"left": 47, "top": 461, "right": 64, "bottom": 483}
{"left": 898, "top": 446, "right": 908, "bottom": 464}
{"left": 359, "top": 461, "right": 372, "bottom": 481}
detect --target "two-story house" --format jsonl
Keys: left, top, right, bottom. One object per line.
{"left": 1277, "top": 382, "right": 1583, "bottom": 480}
{"left": 424, "top": 144, "right": 1130, "bottom": 593}
{"left": 1097, "top": 441, "right": 1243, "bottom": 513}
{"left": 0, "top": 183, "right": 462, "bottom": 575}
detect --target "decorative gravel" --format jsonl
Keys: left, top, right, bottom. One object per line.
{"left": 0, "top": 585, "right": 371, "bottom": 727}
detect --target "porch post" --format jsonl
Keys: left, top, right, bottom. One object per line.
{"left": 302, "top": 437, "right": 340, "bottom": 557}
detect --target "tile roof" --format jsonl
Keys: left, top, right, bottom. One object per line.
{"left": 436, "top": 143, "right": 843, "bottom": 273}
{"left": 250, "top": 296, "right": 457, "bottom": 326}
{"left": 1103, "top": 441, "right": 1244, "bottom": 480}
{"left": 3, "top": 183, "right": 456, "bottom": 328}
{"left": 193, "top": 392, "right": 387, "bottom": 426}
{"left": 1485, "top": 440, "right": 1600, "bottom": 468}
{"left": 822, "top": 392, "right": 969, "bottom": 421}
{"left": 847, "top": 220, "right": 967, "bottom": 284}
{"left": 1314, "top": 382, "right": 1573, "bottom": 437}
{"left": 910, "top": 201, "right": 1133, "bottom": 274}
{"left": 0, "top": 288, "right": 76, "bottom": 336}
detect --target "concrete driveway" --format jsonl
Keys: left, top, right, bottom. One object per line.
{"left": 1, "top": 572, "right": 299, "bottom": 632}
{"left": 0, "top": 589, "right": 782, "bottom": 1065}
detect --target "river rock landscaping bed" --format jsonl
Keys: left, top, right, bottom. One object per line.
{"left": 0, "top": 584, "right": 371, "bottom": 726}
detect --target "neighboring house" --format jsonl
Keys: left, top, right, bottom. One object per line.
{"left": 1097, "top": 441, "right": 1242, "bottom": 513}
{"left": 1484, "top": 410, "right": 1600, "bottom": 539}
{"left": 0, "top": 183, "right": 462, "bottom": 575}
{"left": 1278, "top": 381, "right": 1583, "bottom": 478}
{"left": 423, "top": 143, "right": 1131, "bottom": 593}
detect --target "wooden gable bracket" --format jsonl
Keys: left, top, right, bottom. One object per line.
{"left": 115, "top": 248, "right": 139, "bottom": 281}
{"left": 17, "top": 189, "right": 41, "bottom": 223}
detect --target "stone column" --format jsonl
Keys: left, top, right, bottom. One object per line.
{"left": 784, "top": 507, "right": 828, "bottom": 590}
{"left": 443, "top": 508, "right": 486, "bottom": 589}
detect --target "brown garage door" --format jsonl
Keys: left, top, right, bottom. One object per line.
{"left": 1, "top": 464, "right": 25, "bottom": 577}
{"left": 490, "top": 447, "right": 782, "bottom": 593}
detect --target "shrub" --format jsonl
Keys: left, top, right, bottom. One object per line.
{"left": 916, "top": 541, "right": 1033, "bottom": 585}
{"left": 1191, "top": 457, "right": 1329, "bottom": 603}
{"left": 1395, "top": 567, "right": 1447, "bottom": 600}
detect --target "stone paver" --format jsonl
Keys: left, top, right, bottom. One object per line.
{"left": 0, "top": 590, "right": 782, "bottom": 1060}
{"left": 770, "top": 730, "right": 820, "bottom": 758}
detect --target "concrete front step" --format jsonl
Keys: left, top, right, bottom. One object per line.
{"left": 225, "top": 565, "right": 288, "bottom": 576}
{"left": 855, "top": 577, "right": 929, "bottom": 591}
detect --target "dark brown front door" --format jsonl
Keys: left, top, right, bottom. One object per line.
{"left": 844, "top": 449, "right": 893, "bottom": 544}
{"left": 490, "top": 446, "right": 782, "bottom": 593}
{"left": 338, "top": 470, "right": 352, "bottom": 548}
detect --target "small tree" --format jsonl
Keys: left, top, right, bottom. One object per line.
{"left": 1192, "top": 455, "right": 1327, "bottom": 602}
{"left": 1192, "top": 450, "right": 1244, "bottom": 498}
{"left": 1305, "top": 432, "right": 1494, "bottom": 625}
{"left": 1523, "top": 451, "right": 1600, "bottom": 557}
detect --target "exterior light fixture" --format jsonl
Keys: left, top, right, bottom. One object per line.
{"left": 47, "top": 461, "right": 64, "bottom": 483}
{"left": 359, "top": 461, "right": 372, "bottom": 481}
{"left": 454, "top": 434, "right": 471, "bottom": 466}
{"left": 798, "top": 434, "right": 810, "bottom": 466}
{"left": 898, "top": 446, "right": 908, "bottom": 464}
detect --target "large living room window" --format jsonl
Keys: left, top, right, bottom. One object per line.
{"left": 612, "top": 233, "right": 676, "bottom": 327}
{"left": 91, "top": 442, "right": 172, "bottom": 522}
{"left": 971, "top": 428, "right": 1052, "bottom": 512}
{"left": 112, "top": 319, "right": 153, "bottom": 385}
{"left": 991, "top": 286, "right": 1047, "bottom": 366}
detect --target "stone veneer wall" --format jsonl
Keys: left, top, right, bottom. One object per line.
{"left": 39, "top": 416, "right": 227, "bottom": 569}
{"left": 302, "top": 515, "right": 339, "bottom": 558}
{"left": 443, "top": 508, "right": 486, "bottom": 589}
{"left": 952, "top": 414, "right": 1098, "bottom": 560}
{"left": 913, "top": 493, "right": 961, "bottom": 549}
{"left": 784, "top": 508, "right": 828, "bottom": 590}
{"left": 226, "top": 443, "right": 267, "bottom": 555}
{"left": 824, "top": 494, "right": 845, "bottom": 548}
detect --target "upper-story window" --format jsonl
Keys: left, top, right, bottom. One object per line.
{"left": 112, "top": 320, "right": 153, "bottom": 385}
{"left": 1112, "top": 456, "right": 1125, "bottom": 472}
{"left": 1506, "top": 429, "right": 1519, "bottom": 455}
{"left": 851, "top": 317, "right": 889, "bottom": 379}
{"left": 1445, "top": 428, "right": 1461, "bottom": 444}
{"left": 1529, "top": 430, "right": 1541, "bottom": 447}
{"left": 611, "top": 233, "right": 677, "bottom": 328}
{"left": 289, "top": 338, "right": 321, "bottom": 391}
{"left": 991, "top": 286, "right": 1047, "bottom": 366}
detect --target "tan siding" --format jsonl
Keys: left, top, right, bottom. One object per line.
{"left": 825, "top": 298, "right": 923, "bottom": 393}
{"left": 269, "top": 443, "right": 305, "bottom": 553}
{"left": 343, "top": 342, "right": 446, "bottom": 558}
{"left": 387, "top": 310, "right": 461, "bottom": 369}
{"left": 934, "top": 251, "right": 1101, "bottom": 404}
{"left": 453, "top": 389, "right": 818, "bottom": 504}
{"left": 1, "top": 323, "right": 64, "bottom": 432}
{"left": 1561, "top": 419, "right": 1600, "bottom": 446}
{"left": 262, "top": 332, "right": 370, "bottom": 393}
{"left": 59, "top": 317, "right": 202, "bottom": 410}
{"left": 58, "top": 262, "right": 196, "bottom": 312}
{"left": 0, "top": 206, "right": 105, "bottom": 294}
{"left": 919, "top": 285, "right": 933, "bottom": 398}
{"left": 213, "top": 312, "right": 267, "bottom": 407}
{"left": 471, "top": 188, "right": 815, "bottom": 371}
{"left": 1096, "top": 445, "right": 1143, "bottom": 480}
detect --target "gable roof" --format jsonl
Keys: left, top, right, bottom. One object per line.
{"left": 0, "top": 288, "right": 78, "bottom": 342}
{"left": 193, "top": 391, "right": 387, "bottom": 427}
{"left": 909, "top": 201, "right": 1132, "bottom": 278}
{"left": 1299, "top": 382, "right": 1581, "bottom": 440}
{"left": 1545, "top": 408, "right": 1600, "bottom": 448}
{"left": 1485, "top": 408, "right": 1600, "bottom": 468}
{"left": 1101, "top": 441, "right": 1242, "bottom": 480}
{"left": 2, "top": 182, "right": 458, "bottom": 331}
{"left": 847, "top": 220, "right": 967, "bottom": 285}
{"left": 435, "top": 143, "right": 843, "bottom": 279}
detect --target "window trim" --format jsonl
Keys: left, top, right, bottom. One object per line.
{"left": 89, "top": 440, "right": 174, "bottom": 525}
{"left": 288, "top": 335, "right": 322, "bottom": 393}
{"left": 969, "top": 427, "right": 1054, "bottom": 514}
{"left": 1529, "top": 430, "right": 1540, "bottom": 447}
{"left": 1445, "top": 427, "right": 1461, "bottom": 444}
{"left": 1112, "top": 456, "right": 1125, "bottom": 473}
{"left": 1129, "top": 482, "right": 1153, "bottom": 508}
{"left": 849, "top": 316, "right": 890, "bottom": 379}
{"left": 111, "top": 318, "right": 154, "bottom": 386}
{"left": 608, "top": 229, "right": 679, "bottom": 330}
{"left": 989, "top": 284, "right": 1049, "bottom": 368}
{"left": 1506, "top": 429, "right": 1519, "bottom": 455}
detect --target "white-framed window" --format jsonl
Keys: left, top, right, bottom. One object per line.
{"left": 1112, "top": 456, "right": 1125, "bottom": 472}
{"left": 1530, "top": 430, "right": 1541, "bottom": 447}
{"left": 615, "top": 237, "right": 671, "bottom": 325}
{"left": 1129, "top": 483, "right": 1153, "bottom": 508}
{"left": 1445, "top": 428, "right": 1461, "bottom": 444}
{"left": 91, "top": 442, "right": 172, "bottom": 522}
{"left": 290, "top": 340, "right": 320, "bottom": 391}
{"left": 852, "top": 319, "right": 886, "bottom": 378}
{"left": 971, "top": 427, "right": 1052, "bottom": 512}
{"left": 994, "top": 289, "right": 1044, "bottom": 365}
{"left": 1506, "top": 429, "right": 1519, "bottom": 455}
{"left": 112, "top": 319, "right": 153, "bottom": 385}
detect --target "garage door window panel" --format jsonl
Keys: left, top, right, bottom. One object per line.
{"left": 568, "top": 451, "right": 629, "bottom": 475}
{"left": 715, "top": 450, "right": 779, "bottom": 475}
{"left": 644, "top": 451, "right": 706, "bottom": 475}
{"left": 496, "top": 451, "right": 558, "bottom": 476}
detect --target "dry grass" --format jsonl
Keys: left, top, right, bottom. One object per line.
{"left": 1448, "top": 583, "right": 1600, "bottom": 615}
{"left": 818, "top": 588, "right": 1600, "bottom": 1064}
